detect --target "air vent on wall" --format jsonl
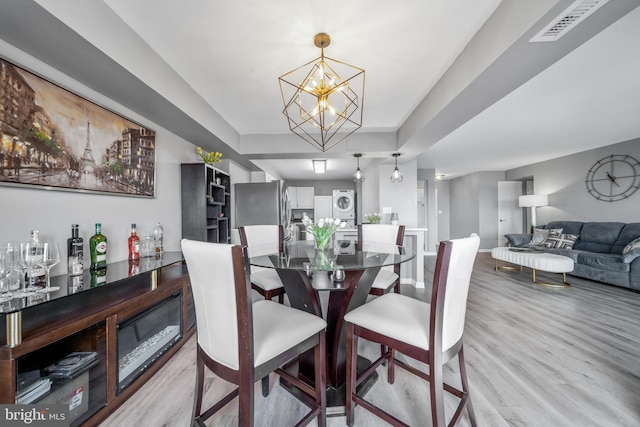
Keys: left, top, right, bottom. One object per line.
{"left": 530, "top": 0, "right": 609, "bottom": 42}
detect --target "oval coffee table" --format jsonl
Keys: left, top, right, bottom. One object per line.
{"left": 491, "top": 247, "right": 574, "bottom": 288}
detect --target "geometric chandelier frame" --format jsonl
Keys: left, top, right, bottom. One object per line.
{"left": 279, "top": 33, "right": 365, "bottom": 152}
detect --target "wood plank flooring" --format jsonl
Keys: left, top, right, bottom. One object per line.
{"left": 100, "top": 253, "right": 640, "bottom": 426}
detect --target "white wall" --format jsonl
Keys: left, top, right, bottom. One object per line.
{"left": 229, "top": 161, "right": 252, "bottom": 229}
{"left": 417, "top": 168, "right": 436, "bottom": 252}
{"left": 436, "top": 180, "right": 451, "bottom": 245}
{"left": 0, "top": 42, "right": 204, "bottom": 277}
{"left": 444, "top": 139, "right": 640, "bottom": 251}
{"left": 506, "top": 138, "right": 640, "bottom": 224}
{"left": 378, "top": 158, "right": 418, "bottom": 227}
{"left": 360, "top": 159, "right": 380, "bottom": 219}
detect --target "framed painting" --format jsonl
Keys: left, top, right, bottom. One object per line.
{"left": 0, "top": 57, "right": 156, "bottom": 197}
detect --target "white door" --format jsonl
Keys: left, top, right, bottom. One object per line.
{"left": 498, "top": 181, "right": 523, "bottom": 246}
{"left": 417, "top": 180, "right": 426, "bottom": 228}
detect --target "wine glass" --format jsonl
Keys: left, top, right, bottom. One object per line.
{"left": 0, "top": 249, "right": 11, "bottom": 302}
{"left": 19, "top": 242, "right": 42, "bottom": 297}
{"left": 37, "top": 242, "right": 61, "bottom": 292}
{"left": 1, "top": 243, "right": 22, "bottom": 301}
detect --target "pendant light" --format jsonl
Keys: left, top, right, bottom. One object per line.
{"left": 390, "top": 153, "right": 403, "bottom": 182}
{"left": 353, "top": 153, "right": 364, "bottom": 182}
{"left": 279, "top": 33, "right": 365, "bottom": 152}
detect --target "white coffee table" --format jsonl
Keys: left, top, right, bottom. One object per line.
{"left": 491, "top": 247, "right": 574, "bottom": 288}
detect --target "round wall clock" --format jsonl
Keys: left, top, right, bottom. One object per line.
{"left": 586, "top": 154, "right": 640, "bottom": 202}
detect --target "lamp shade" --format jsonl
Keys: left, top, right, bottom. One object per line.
{"left": 519, "top": 194, "right": 548, "bottom": 207}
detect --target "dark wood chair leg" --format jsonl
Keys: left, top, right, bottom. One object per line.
{"left": 261, "top": 375, "right": 270, "bottom": 397}
{"left": 193, "top": 349, "right": 205, "bottom": 420}
{"left": 346, "top": 324, "right": 357, "bottom": 427}
{"left": 459, "top": 346, "right": 477, "bottom": 427}
{"left": 238, "top": 375, "right": 255, "bottom": 427}
{"left": 315, "top": 332, "right": 327, "bottom": 427}
{"left": 429, "top": 359, "right": 446, "bottom": 427}
{"left": 387, "top": 347, "right": 395, "bottom": 384}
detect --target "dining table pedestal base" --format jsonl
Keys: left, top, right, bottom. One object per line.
{"left": 278, "top": 355, "right": 378, "bottom": 416}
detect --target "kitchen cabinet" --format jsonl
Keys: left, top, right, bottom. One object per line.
{"left": 289, "top": 186, "right": 315, "bottom": 209}
{"left": 181, "top": 163, "right": 231, "bottom": 243}
{"left": 314, "top": 195, "right": 333, "bottom": 219}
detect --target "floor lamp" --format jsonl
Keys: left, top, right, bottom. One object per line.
{"left": 519, "top": 194, "right": 548, "bottom": 230}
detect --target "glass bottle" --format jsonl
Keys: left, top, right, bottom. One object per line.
{"left": 128, "top": 223, "right": 140, "bottom": 261}
{"left": 90, "top": 268, "right": 107, "bottom": 287}
{"left": 67, "top": 224, "right": 84, "bottom": 276}
{"left": 27, "top": 230, "right": 46, "bottom": 288}
{"left": 153, "top": 222, "right": 164, "bottom": 255}
{"left": 141, "top": 233, "right": 154, "bottom": 258}
{"left": 90, "top": 223, "right": 108, "bottom": 270}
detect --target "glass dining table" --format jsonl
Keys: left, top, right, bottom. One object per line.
{"left": 248, "top": 239, "right": 415, "bottom": 413}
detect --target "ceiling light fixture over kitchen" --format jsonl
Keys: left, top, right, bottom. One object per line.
{"left": 279, "top": 32, "right": 365, "bottom": 152}
{"left": 312, "top": 159, "right": 326, "bottom": 174}
{"left": 353, "top": 153, "right": 364, "bottom": 182}
{"left": 390, "top": 153, "right": 403, "bottom": 183}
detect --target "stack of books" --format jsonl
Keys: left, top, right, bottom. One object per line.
{"left": 16, "top": 370, "right": 51, "bottom": 404}
{"left": 46, "top": 352, "right": 98, "bottom": 380}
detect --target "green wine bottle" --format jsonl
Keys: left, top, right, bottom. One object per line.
{"left": 90, "top": 223, "right": 108, "bottom": 270}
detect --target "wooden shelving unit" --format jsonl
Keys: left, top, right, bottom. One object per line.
{"left": 181, "top": 163, "right": 231, "bottom": 243}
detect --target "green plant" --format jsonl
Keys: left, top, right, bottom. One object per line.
{"left": 197, "top": 146, "right": 222, "bottom": 164}
{"left": 365, "top": 212, "right": 381, "bottom": 224}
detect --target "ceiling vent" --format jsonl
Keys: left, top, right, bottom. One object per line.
{"left": 530, "top": 0, "right": 609, "bottom": 42}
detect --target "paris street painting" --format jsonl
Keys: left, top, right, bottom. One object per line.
{"left": 0, "top": 58, "right": 156, "bottom": 197}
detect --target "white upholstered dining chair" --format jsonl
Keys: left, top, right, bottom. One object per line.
{"left": 181, "top": 239, "right": 327, "bottom": 427}
{"left": 345, "top": 233, "right": 480, "bottom": 427}
{"left": 238, "top": 225, "right": 286, "bottom": 303}
{"left": 358, "top": 224, "right": 405, "bottom": 295}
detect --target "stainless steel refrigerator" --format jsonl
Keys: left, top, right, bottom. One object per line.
{"left": 235, "top": 181, "right": 290, "bottom": 230}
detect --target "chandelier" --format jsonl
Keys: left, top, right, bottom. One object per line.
{"left": 279, "top": 33, "right": 365, "bottom": 152}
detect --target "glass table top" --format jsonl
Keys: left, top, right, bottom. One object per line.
{"left": 248, "top": 240, "right": 415, "bottom": 272}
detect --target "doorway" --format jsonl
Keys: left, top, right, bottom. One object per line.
{"left": 498, "top": 181, "right": 523, "bottom": 246}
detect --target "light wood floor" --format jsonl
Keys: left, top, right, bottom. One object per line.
{"left": 100, "top": 253, "right": 640, "bottom": 426}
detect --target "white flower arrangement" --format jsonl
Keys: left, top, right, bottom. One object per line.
{"left": 365, "top": 212, "right": 381, "bottom": 224}
{"left": 303, "top": 214, "right": 346, "bottom": 250}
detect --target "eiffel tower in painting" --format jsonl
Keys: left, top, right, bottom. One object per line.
{"left": 81, "top": 121, "right": 97, "bottom": 173}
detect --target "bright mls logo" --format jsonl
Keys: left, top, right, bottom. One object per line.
{"left": 1, "top": 405, "right": 68, "bottom": 426}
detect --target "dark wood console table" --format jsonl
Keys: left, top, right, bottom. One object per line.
{"left": 0, "top": 252, "right": 194, "bottom": 426}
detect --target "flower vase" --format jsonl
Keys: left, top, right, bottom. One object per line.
{"left": 314, "top": 248, "right": 333, "bottom": 271}
{"left": 314, "top": 233, "right": 332, "bottom": 251}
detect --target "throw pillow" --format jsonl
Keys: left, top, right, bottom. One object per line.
{"left": 530, "top": 228, "right": 563, "bottom": 246}
{"left": 622, "top": 237, "right": 640, "bottom": 263}
{"left": 541, "top": 233, "right": 578, "bottom": 249}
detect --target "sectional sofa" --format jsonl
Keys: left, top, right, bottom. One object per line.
{"left": 504, "top": 221, "right": 640, "bottom": 291}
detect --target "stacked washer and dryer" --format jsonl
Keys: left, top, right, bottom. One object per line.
{"left": 332, "top": 189, "right": 355, "bottom": 228}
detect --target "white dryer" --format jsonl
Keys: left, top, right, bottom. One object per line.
{"left": 333, "top": 189, "right": 355, "bottom": 225}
